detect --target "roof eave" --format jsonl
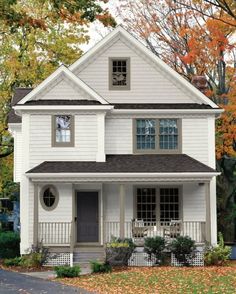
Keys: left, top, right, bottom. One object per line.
{"left": 111, "top": 109, "right": 224, "bottom": 115}
{"left": 26, "top": 172, "right": 220, "bottom": 180}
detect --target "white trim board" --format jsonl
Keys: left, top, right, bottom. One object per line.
{"left": 70, "top": 26, "right": 219, "bottom": 109}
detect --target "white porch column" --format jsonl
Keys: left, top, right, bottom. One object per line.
{"left": 96, "top": 112, "right": 106, "bottom": 162}
{"left": 33, "top": 183, "right": 39, "bottom": 247}
{"left": 119, "top": 184, "right": 125, "bottom": 239}
{"left": 210, "top": 178, "right": 217, "bottom": 245}
{"left": 205, "top": 182, "right": 211, "bottom": 244}
{"left": 205, "top": 179, "right": 217, "bottom": 245}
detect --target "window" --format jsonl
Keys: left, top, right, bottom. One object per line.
{"left": 134, "top": 118, "right": 181, "bottom": 153}
{"left": 40, "top": 185, "right": 59, "bottom": 211}
{"left": 52, "top": 115, "right": 74, "bottom": 147}
{"left": 159, "top": 119, "right": 178, "bottom": 150}
{"left": 160, "top": 188, "right": 179, "bottom": 223}
{"left": 136, "top": 119, "right": 156, "bottom": 150}
{"left": 135, "top": 187, "right": 181, "bottom": 223}
{"left": 109, "top": 58, "right": 130, "bottom": 90}
{"left": 136, "top": 188, "right": 156, "bottom": 222}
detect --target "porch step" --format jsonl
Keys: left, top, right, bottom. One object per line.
{"left": 73, "top": 249, "right": 105, "bottom": 264}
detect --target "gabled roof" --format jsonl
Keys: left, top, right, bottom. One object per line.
{"left": 70, "top": 26, "right": 219, "bottom": 109}
{"left": 18, "top": 65, "right": 109, "bottom": 105}
{"left": 27, "top": 154, "right": 216, "bottom": 174}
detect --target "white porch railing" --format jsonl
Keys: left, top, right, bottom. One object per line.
{"left": 38, "top": 222, "right": 72, "bottom": 245}
{"left": 104, "top": 221, "right": 206, "bottom": 244}
{"left": 38, "top": 220, "right": 206, "bottom": 247}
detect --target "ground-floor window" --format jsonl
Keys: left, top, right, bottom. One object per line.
{"left": 136, "top": 187, "right": 180, "bottom": 223}
{"left": 136, "top": 188, "right": 156, "bottom": 222}
{"left": 160, "top": 188, "right": 179, "bottom": 222}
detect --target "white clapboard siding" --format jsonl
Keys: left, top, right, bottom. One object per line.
{"left": 29, "top": 114, "right": 97, "bottom": 168}
{"left": 28, "top": 180, "right": 35, "bottom": 246}
{"left": 77, "top": 38, "right": 197, "bottom": 104}
{"left": 183, "top": 183, "right": 206, "bottom": 222}
{"left": 182, "top": 118, "right": 208, "bottom": 165}
{"left": 35, "top": 77, "right": 93, "bottom": 101}
{"left": 103, "top": 184, "right": 133, "bottom": 222}
{"left": 14, "top": 129, "right": 23, "bottom": 182}
{"left": 105, "top": 118, "right": 133, "bottom": 154}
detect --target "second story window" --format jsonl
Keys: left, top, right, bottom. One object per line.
{"left": 52, "top": 115, "right": 74, "bottom": 147}
{"left": 134, "top": 118, "right": 181, "bottom": 153}
{"left": 109, "top": 58, "right": 130, "bottom": 90}
{"left": 159, "top": 119, "right": 178, "bottom": 150}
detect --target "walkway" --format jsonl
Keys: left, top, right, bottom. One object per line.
{"left": 0, "top": 269, "right": 93, "bottom": 294}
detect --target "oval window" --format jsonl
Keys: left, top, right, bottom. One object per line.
{"left": 40, "top": 186, "right": 58, "bottom": 211}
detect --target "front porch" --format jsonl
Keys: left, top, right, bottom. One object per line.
{"left": 35, "top": 182, "right": 211, "bottom": 247}
{"left": 29, "top": 178, "right": 216, "bottom": 265}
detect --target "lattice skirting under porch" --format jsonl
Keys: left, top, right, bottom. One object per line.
{"left": 171, "top": 252, "right": 204, "bottom": 266}
{"left": 128, "top": 252, "right": 204, "bottom": 267}
{"left": 128, "top": 252, "right": 156, "bottom": 266}
{"left": 44, "top": 252, "right": 71, "bottom": 266}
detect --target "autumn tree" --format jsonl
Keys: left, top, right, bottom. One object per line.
{"left": 175, "top": 0, "right": 236, "bottom": 27}
{"left": 0, "top": 0, "right": 115, "bottom": 195}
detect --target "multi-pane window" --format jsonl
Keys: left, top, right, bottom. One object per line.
{"left": 109, "top": 58, "right": 130, "bottom": 90}
{"left": 136, "top": 188, "right": 156, "bottom": 222}
{"left": 52, "top": 115, "right": 74, "bottom": 147}
{"left": 135, "top": 119, "right": 180, "bottom": 153}
{"left": 160, "top": 188, "right": 179, "bottom": 222}
{"left": 159, "top": 119, "right": 178, "bottom": 150}
{"left": 136, "top": 119, "right": 156, "bottom": 150}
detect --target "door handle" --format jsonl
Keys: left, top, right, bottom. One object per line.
{"left": 74, "top": 217, "right": 77, "bottom": 222}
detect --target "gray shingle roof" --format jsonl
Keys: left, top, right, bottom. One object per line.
{"left": 24, "top": 100, "right": 101, "bottom": 105}
{"left": 26, "top": 154, "right": 216, "bottom": 174}
{"left": 113, "top": 103, "right": 213, "bottom": 109}
{"left": 8, "top": 88, "right": 33, "bottom": 123}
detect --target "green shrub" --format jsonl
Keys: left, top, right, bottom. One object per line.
{"left": 170, "top": 236, "right": 196, "bottom": 266}
{"left": 144, "top": 236, "right": 166, "bottom": 265}
{"left": 204, "top": 233, "right": 231, "bottom": 266}
{"left": 90, "top": 260, "right": 112, "bottom": 273}
{"left": 0, "top": 231, "right": 20, "bottom": 258}
{"left": 19, "top": 252, "right": 43, "bottom": 268}
{"left": 54, "top": 265, "right": 81, "bottom": 278}
{"left": 3, "top": 257, "right": 22, "bottom": 266}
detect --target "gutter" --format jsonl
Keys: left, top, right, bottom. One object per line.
{"left": 26, "top": 172, "right": 220, "bottom": 179}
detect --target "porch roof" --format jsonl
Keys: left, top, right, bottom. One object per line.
{"left": 27, "top": 154, "right": 216, "bottom": 174}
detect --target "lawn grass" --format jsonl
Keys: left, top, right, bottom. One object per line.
{"left": 59, "top": 266, "right": 236, "bottom": 294}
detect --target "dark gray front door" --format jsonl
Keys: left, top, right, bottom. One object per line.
{"left": 77, "top": 191, "right": 99, "bottom": 242}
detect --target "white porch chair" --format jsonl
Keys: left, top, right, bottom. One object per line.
{"left": 163, "top": 220, "right": 182, "bottom": 239}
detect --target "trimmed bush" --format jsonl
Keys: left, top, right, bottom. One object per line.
{"left": 3, "top": 257, "right": 22, "bottom": 266}
{"left": 90, "top": 260, "right": 112, "bottom": 273}
{"left": 54, "top": 265, "right": 81, "bottom": 278}
{"left": 204, "top": 233, "right": 231, "bottom": 266}
{"left": 106, "top": 237, "right": 135, "bottom": 266}
{"left": 0, "top": 231, "right": 20, "bottom": 258}
{"left": 144, "top": 236, "right": 166, "bottom": 265}
{"left": 170, "top": 236, "right": 196, "bottom": 266}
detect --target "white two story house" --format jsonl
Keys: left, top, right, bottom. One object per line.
{"left": 8, "top": 26, "right": 222, "bottom": 265}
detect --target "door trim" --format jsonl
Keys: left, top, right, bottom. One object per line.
{"left": 75, "top": 189, "right": 101, "bottom": 245}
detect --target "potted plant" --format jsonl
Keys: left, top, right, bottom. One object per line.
{"left": 106, "top": 236, "right": 135, "bottom": 266}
